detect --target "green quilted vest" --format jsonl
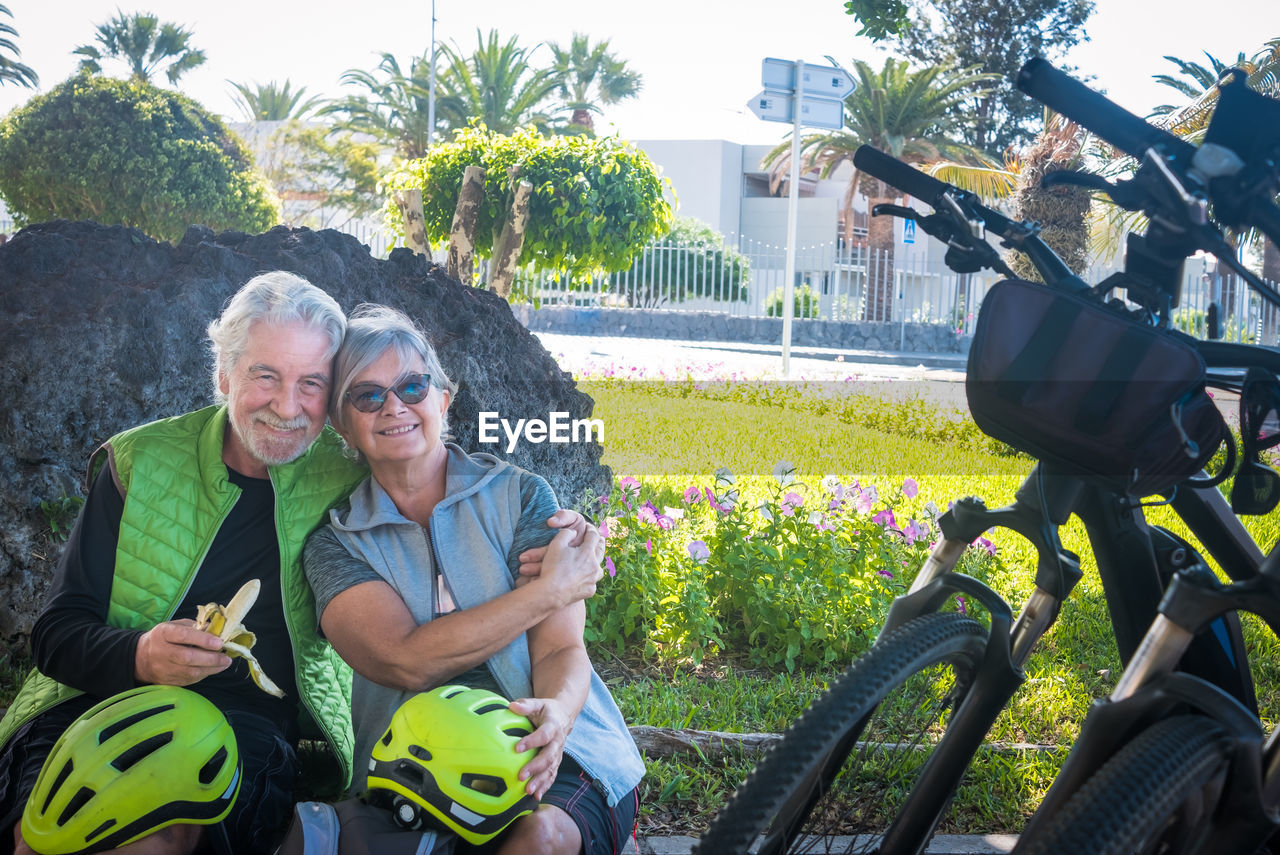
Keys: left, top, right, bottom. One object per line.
{"left": 0, "top": 406, "right": 367, "bottom": 785}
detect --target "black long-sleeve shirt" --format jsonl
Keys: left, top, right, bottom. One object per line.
{"left": 31, "top": 463, "right": 301, "bottom": 738}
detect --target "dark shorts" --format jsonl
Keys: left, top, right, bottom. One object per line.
{"left": 538, "top": 756, "right": 639, "bottom": 855}
{"left": 0, "top": 698, "right": 298, "bottom": 855}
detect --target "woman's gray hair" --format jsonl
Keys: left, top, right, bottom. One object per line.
{"left": 207, "top": 271, "right": 346, "bottom": 401}
{"left": 330, "top": 304, "right": 456, "bottom": 447}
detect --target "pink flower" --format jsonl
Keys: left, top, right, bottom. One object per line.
{"left": 599, "top": 517, "right": 612, "bottom": 540}
{"left": 619, "top": 476, "right": 640, "bottom": 496}
{"left": 687, "top": 540, "right": 710, "bottom": 564}
{"left": 656, "top": 514, "right": 674, "bottom": 530}
{"left": 854, "top": 489, "right": 874, "bottom": 515}
{"left": 637, "top": 503, "right": 658, "bottom": 525}
{"left": 873, "top": 509, "right": 897, "bottom": 529}
{"left": 605, "top": 556, "right": 616, "bottom": 578}
{"left": 955, "top": 594, "right": 967, "bottom": 614}
{"left": 683, "top": 485, "right": 702, "bottom": 504}
{"left": 877, "top": 568, "right": 895, "bottom": 579}
{"left": 974, "top": 536, "right": 997, "bottom": 556}
{"left": 644, "top": 538, "right": 653, "bottom": 556}
{"left": 903, "top": 478, "right": 918, "bottom": 499}
{"left": 780, "top": 491, "right": 804, "bottom": 516}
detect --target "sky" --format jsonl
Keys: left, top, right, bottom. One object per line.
{"left": 0, "top": 0, "right": 1275, "bottom": 146}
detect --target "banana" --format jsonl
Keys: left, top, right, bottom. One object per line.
{"left": 194, "top": 579, "right": 285, "bottom": 698}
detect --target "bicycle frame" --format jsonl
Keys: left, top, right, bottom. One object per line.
{"left": 1018, "top": 548, "right": 1280, "bottom": 854}
{"left": 865, "top": 463, "right": 1263, "bottom": 855}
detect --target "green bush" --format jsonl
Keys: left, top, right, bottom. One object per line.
{"left": 383, "top": 124, "right": 671, "bottom": 274}
{"left": 613, "top": 216, "right": 750, "bottom": 306}
{"left": 584, "top": 465, "right": 1002, "bottom": 671}
{"left": 764, "top": 283, "right": 820, "bottom": 319}
{"left": 0, "top": 73, "right": 280, "bottom": 243}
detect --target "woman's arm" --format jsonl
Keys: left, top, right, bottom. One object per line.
{"left": 308, "top": 526, "right": 602, "bottom": 691}
{"left": 508, "top": 600, "right": 593, "bottom": 799}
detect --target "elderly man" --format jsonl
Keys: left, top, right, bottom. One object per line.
{"left": 0, "top": 272, "right": 599, "bottom": 855}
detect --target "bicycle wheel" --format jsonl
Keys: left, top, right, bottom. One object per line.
{"left": 1012, "top": 715, "right": 1231, "bottom": 855}
{"left": 694, "top": 611, "right": 989, "bottom": 855}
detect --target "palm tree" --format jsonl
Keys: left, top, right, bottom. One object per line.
{"left": 763, "top": 57, "right": 998, "bottom": 320}
{"left": 324, "top": 51, "right": 435, "bottom": 159}
{"left": 434, "top": 30, "right": 560, "bottom": 135}
{"left": 547, "top": 33, "right": 642, "bottom": 135}
{"left": 73, "top": 10, "right": 206, "bottom": 86}
{"left": 229, "top": 79, "right": 325, "bottom": 121}
{"left": 0, "top": 3, "right": 38, "bottom": 89}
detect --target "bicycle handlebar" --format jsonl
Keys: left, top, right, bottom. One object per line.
{"left": 1015, "top": 58, "right": 1197, "bottom": 167}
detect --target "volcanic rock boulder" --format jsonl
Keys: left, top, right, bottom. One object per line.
{"left": 0, "top": 220, "right": 610, "bottom": 648}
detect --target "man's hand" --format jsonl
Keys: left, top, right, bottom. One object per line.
{"left": 518, "top": 509, "right": 606, "bottom": 582}
{"left": 134, "top": 619, "right": 231, "bottom": 686}
{"left": 533, "top": 527, "right": 603, "bottom": 607}
{"left": 509, "top": 697, "right": 574, "bottom": 800}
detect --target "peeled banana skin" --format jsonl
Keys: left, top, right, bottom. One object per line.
{"left": 194, "top": 579, "right": 285, "bottom": 698}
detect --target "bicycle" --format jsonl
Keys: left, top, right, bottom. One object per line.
{"left": 692, "top": 57, "right": 1280, "bottom": 855}
{"left": 1002, "top": 64, "right": 1280, "bottom": 855}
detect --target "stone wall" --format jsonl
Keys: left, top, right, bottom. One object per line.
{"left": 513, "top": 304, "right": 967, "bottom": 353}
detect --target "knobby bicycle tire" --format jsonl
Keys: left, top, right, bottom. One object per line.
{"left": 693, "top": 611, "right": 988, "bottom": 854}
{"left": 1012, "top": 715, "right": 1231, "bottom": 855}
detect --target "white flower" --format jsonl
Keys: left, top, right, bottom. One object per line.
{"left": 758, "top": 501, "right": 774, "bottom": 521}
{"left": 807, "top": 510, "right": 824, "bottom": 526}
{"left": 772, "top": 460, "right": 796, "bottom": 486}
{"left": 820, "top": 474, "right": 841, "bottom": 494}
{"left": 664, "top": 506, "right": 686, "bottom": 520}
{"left": 714, "top": 466, "right": 735, "bottom": 486}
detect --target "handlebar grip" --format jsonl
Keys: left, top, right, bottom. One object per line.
{"left": 853, "top": 145, "right": 949, "bottom": 203}
{"left": 1016, "top": 58, "right": 1196, "bottom": 165}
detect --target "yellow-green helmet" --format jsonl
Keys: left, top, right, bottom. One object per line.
{"left": 21, "top": 685, "right": 241, "bottom": 855}
{"left": 367, "top": 685, "right": 538, "bottom": 844}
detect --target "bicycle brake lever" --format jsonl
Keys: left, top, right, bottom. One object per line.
{"left": 870, "top": 203, "right": 920, "bottom": 220}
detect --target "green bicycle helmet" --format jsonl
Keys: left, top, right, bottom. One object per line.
{"left": 21, "top": 685, "right": 241, "bottom": 855}
{"left": 366, "top": 685, "right": 539, "bottom": 844}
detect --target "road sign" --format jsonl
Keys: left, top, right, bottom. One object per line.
{"left": 747, "top": 89, "right": 845, "bottom": 131}
{"left": 903, "top": 218, "right": 916, "bottom": 244}
{"left": 762, "top": 57, "right": 856, "bottom": 100}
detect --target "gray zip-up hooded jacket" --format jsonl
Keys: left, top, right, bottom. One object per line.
{"left": 309, "top": 443, "right": 644, "bottom": 805}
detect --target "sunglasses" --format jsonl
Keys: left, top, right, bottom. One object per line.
{"left": 344, "top": 374, "right": 434, "bottom": 413}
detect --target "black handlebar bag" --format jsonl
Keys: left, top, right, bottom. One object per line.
{"left": 966, "top": 279, "right": 1226, "bottom": 497}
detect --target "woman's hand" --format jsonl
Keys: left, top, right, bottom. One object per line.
{"left": 517, "top": 510, "right": 606, "bottom": 583}
{"left": 509, "top": 697, "right": 573, "bottom": 800}
{"left": 534, "top": 527, "right": 603, "bottom": 607}
{"left": 134, "top": 619, "right": 230, "bottom": 686}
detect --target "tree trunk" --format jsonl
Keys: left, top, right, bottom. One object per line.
{"left": 489, "top": 179, "right": 533, "bottom": 298}
{"left": 447, "top": 165, "right": 486, "bottom": 285}
{"left": 864, "top": 184, "right": 897, "bottom": 321}
{"left": 1262, "top": 238, "right": 1280, "bottom": 344}
{"left": 627, "top": 726, "right": 781, "bottom": 761}
{"left": 392, "top": 189, "right": 430, "bottom": 257}
{"left": 570, "top": 108, "right": 595, "bottom": 135}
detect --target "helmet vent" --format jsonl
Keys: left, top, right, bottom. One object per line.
{"left": 41, "top": 759, "right": 74, "bottom": 815}
{"left": 503, "top": 727, "right": 531, "bottom": 738}
{"left": 461, "top": 774, "right": 506, "bottom": 797}
{"left": 57, "top": 786, "right": 96, "bottom": 826}
{"left": 198, "top": 746, "right": 229, "bottom": 785}
{"left": 395, "top": 760, "right": 427, "bottom": 789}
{"left": 408, "top": 744, "right": 432, "bottom": 762}
{"left": 474, "top": 703, "right": 507, "bottom": 715}
{"left": 86, "top": 818, "right": 117, "bottom": 842}
{"left": 381, "top": 729, "right": 394, "bottom": 747}
{"left": 110, "top": 732, "right": 173, "bottom": 772}
{"left": 98, "top": 704, "right": 175, "bottom": 745}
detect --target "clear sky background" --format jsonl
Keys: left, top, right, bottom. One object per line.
{"left": 0, "top": 0, "right": 1275, "bottom": 147}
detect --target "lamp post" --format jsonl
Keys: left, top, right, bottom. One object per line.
{"left": 426, "top": 0, "right": 437, "bottom": 149}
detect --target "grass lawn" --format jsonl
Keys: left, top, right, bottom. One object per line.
{"left": 586, "top": 380, "right": 1280, "bottom": 838}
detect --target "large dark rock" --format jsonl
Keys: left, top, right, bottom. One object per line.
{"left": 0, "top": 220, "right": 609, "bottom": 649}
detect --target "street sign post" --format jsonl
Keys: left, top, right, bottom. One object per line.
{"left": 748, "top": 58, "right": 856, "bottom": 375}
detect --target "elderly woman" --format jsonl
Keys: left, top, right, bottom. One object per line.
{"left": 302, "top": 305, "right": 643, "bottom": 855}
